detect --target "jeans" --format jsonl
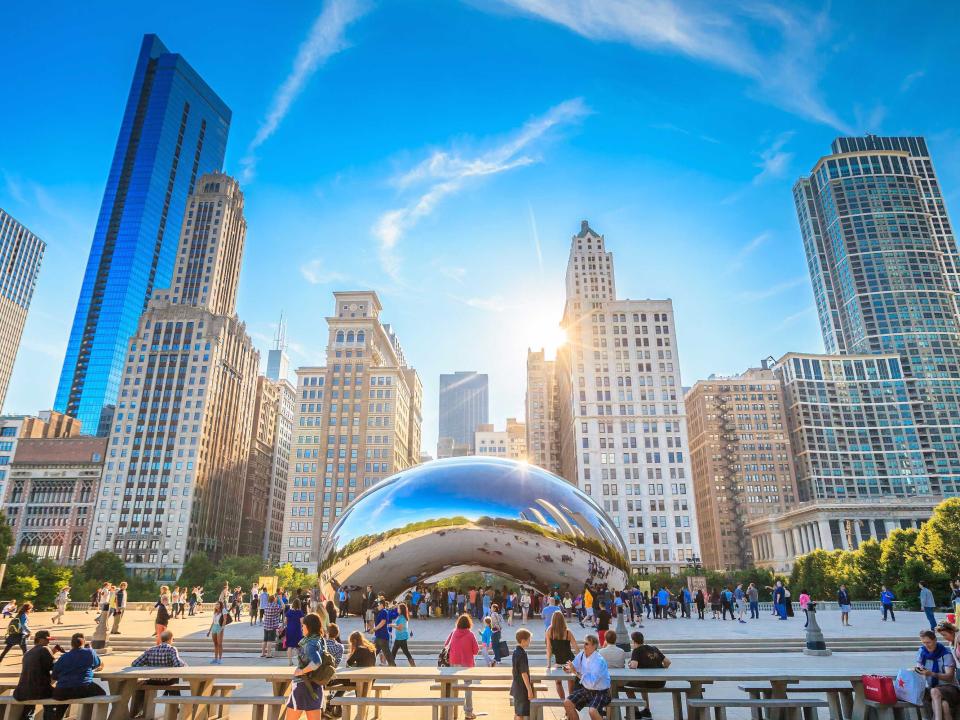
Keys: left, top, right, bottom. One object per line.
{"left": 775, "top": 603, "right": 787, "bottom": 619}
{"left": 492, "top": 630, "right": 503, "bottom": 661}
{"left": 391, "top": 639, "right": 414, "bottom": 665}
{"left": 375, "top": 637, "right": 395, "bottom": 665}
{"left": 883, "top": 604, "right": 896, "bottom": 621}
{"left": 925, "top": 607, "right": 937, "bottom": 630}
{"left": 749, "top": 601, "right": 759, "bottom": 619}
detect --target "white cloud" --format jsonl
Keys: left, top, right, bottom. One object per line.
{"left": 727, "top": 231, "right": 771, "bottom": 271}
{"left": 300, "top": 258, "right": 346, "bottom": 285}
{"left": 240, "top": 0, "right": 369, "bottom": 182}
{"left": 489, "top": 0, "right": 851, "bottom": 130}
{"left": 739, "top": 275, "right": 807, "bottom": 302}
{"left": 900, "top": 70, "right": 925, "bottom": 93}
{"left": 753, "top": 132, "right": 794, "bottom": 185}
{"left": 777, "top": 304, "right": 816, "bottom": 330}
{"left": 372, "top": 97, "right": 589, "bottom": 278}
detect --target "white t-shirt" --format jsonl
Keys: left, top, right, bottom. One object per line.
{"left": 599, "top": 644, "right": 627, "bottom": 669}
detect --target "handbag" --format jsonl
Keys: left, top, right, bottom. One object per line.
{"left": 498, "top": 640, "right": 509, "bottom": 658}
{"left": 862, "top": 675, "right": 896, "bottom": 705}
{"left": 438, "top": 633, "right": 452, "bottom": 668}
{"left": 894, "top": 669, "right": 926, "bottom": 706}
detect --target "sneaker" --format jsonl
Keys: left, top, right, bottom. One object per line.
{"left": 638, "top": 709, "right": 653, "bottom": 719}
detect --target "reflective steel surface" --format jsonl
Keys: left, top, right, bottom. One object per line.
{"left": 318, "top": 456, "right": 629, "bottom": 604}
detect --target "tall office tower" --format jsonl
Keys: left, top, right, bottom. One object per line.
{"left": 266, "top": 316, "right": 291, "bottom": 383}
{"left": 0, "top": 210, "right": 45, "bottom": 411}
{"left": 4, "top": 437, "right": 106, "bottom": 564}
{"left": 795, "top": 136, "right": 960, "bottom": 494}
{"left": 685, "top": 367, "right": 797, "bottom": 570}
{"left": 56, "top": 34, "right": 230, "bottom": 435}
{"left": 86, "top": 172, "right": 258, "bottom": 578}
{"left": 239, "top": 377, "right": 279, "bottom": 557}
{"left": 0, "top": 410, "right": 81, "bottom": 507}
{"left": 281, "top": 291, "right": 422, "bottom": 569}
{"left": 437, "top": 371, "right": 488, "bottom": 454}
{"left": 556, "top": 221, "right": 699, "bottom": 573}
{"left": 266, "top": 377, "right": 295, "bottom": 563}
{"left": 526, "top": 349, "right": 562, "bottom": 474}
{"left": 747, "top": 352, "right": 934, "bottom": 572}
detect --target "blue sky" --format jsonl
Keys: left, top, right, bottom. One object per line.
{"left": 2, "top": 1, "right": 959, "bottom": 451}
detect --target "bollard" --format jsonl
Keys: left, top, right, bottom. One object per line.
{"left": 91, "top": 607, "right": 110, "bottom": 651}
{"left": 614, "top": 604, "right": 631, "bottom": 652}
{"left": 803, "top": 602, "right": 831, "bottom": 656}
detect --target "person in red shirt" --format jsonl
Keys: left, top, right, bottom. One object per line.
{"left": 447, "top": 614, "right": 480, "bottom": 719}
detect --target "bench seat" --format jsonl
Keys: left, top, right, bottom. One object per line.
{"left": 863, "top": 699, "right": 924, "bottom": 720}
{"left": 0, "top": 694, "right": 121, "bottom": 720}
{"left": 689, "top": 697, "right": 829, "bottom": 720}
{"left": 155, "top": 695, "right": 286, "bottom": 720}
{"left": 329, "top": 696, "right": 464, "bottom": 720}
{"left": 737, "top": 682, "right": 854, "bottom": 720}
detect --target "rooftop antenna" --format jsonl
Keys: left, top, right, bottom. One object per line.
{"left": 274, "top": 312, "right": 287, "bottom": 352}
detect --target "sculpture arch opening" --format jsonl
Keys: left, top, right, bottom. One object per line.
{"left": 317, "top": 457, "right": 629, "bottom": 609}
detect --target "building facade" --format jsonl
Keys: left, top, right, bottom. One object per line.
{"left": 475, "top": 418, "right": 527, "bottom": 461}
{"left": 281, "top": 291, "right": 422, "bottom": 569}
{"left": 0, "top": 210, "right": 45, "bottom": 412}
{"left": 86, "top": 172, "right": 258, "bottom": 578}
{"left": 685, "top": 367, "right": 796, "bottom": 570}
{"left": 266, "top": 377, "right": 295, "bottom": 563}
{"left": 4, "top": 437, "right": 106, "bottom": 564}
{"left": 1, "top": 411, "right": 81, "bottom": 507}
{"left": 525, "top": 349, "right": 562, "bottom": 475}
{"left": 747, "top": 497, "right": 938, "bottom": 573}
{"left": 56, "top": 34, "right": 230, "bottom": 435}
{"left": 438, "top": 371, "right": 488, "bottom": 454}
{"left": 795, "top": 136, "right": 960, "bottom": 496}
{"left": 556, "top": 221, "right": 700, "bottom": 573}
{"left": 239, "top": 376, "right": 279, "bottom": 557}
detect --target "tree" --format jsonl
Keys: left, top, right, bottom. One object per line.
{"left": 273, "top": 563, "right": 317, "bottom": 592}
{"left": 916, "top": 498, "right": 960, "bottom": 575}
{"left": 0, "top": 511, "right": 13, "bottom": 560}
{"left": 34, "top": 560, "right": 72, "bottom": 609}
{"left": 855, "top": 540, "right": 883, "bottom": 598}
{"left": 0, "top": 561, "right": 39, "bottom": 602}
{"left": 880, "top": 528, "right": 919, "bottom": 589}
{"left": 790, "top": 549, "right": 835, "bottom": 600}
{"left": 177, "top": 553, "right": 216, "bottom": 589}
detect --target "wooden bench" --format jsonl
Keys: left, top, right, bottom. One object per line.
{"left": 0, "top": 694, "right": 122, "bottom": 720}
{"left": 325, "top": 683, "right": 393, "bottom": 720}
{"left": 863, "top": 699, "right": 924, "bottom": 720}
{"left": 140, "top": 682, "right": 241, "bottom": 720}
{"left": 688, "top": 697, "right": 829, "bottom": 720}
{"left": 738, "top": 682, "right": 854, "bottom": 720}
{"left": 617, "top": 682, "right": 690, "bottom": 720}
{"left": 155, "top": 696, "right": 287, "bottom": 720}
{"left": 328, "top": 696, "right": 464, "bottom": 720}
{"left": 530, "top": 696, "right": 646, "bottom": 720}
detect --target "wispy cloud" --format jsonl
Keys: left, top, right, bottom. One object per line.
{"left": 240, "top": 0, "right": 369, "bottom": 183}
{"left": 528, "top": 203, "right": 544, "bottom": 276}
{"left": 739, "top": 275, "right": 807, "bottom": 302}
{"left": 753, "top": 132, "right": 794, "bottom": 185}
{"left": 463, "top": 295, "right": 511, "bottom": 312}
{"left": 488, "top": 0, "right": 851, "bottom": 130}
{"left": 372, "top": 97, "right": 590, "bottom": 279}
{"left": 300, "top": 258, "right": 346, "bottom": 285}
{"left": 727, "top": 231, "right": 771, "bottom": 272}
{"left": 901, "top": 70, "right": 925, "bottom": 93}
{"left": 650, "top": 122, "right": 721, "bottom": 145}
{"left": 777, "top": 304, "right": 815, "bottom": 330}
{"left": 433, "top": 262, "right": 468, "bottom": 283}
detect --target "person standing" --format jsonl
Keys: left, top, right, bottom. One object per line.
{"left": 372, "top": 600, "right": 395, "bottom": 666}
{"left": 881, "top": 585, "right": 897, "bottom": 622}
{"left": 111, "top": 582, "right": 128, "bottom": 634}
{"left": 362, "top": 585, "right": 376, "bottom": 633}
{"left": 546, "top": 612, "right": 578, "bottom": 699}
{"left": 490, "top": 603, "right": 505, "bottom": 664}
{"left": 596, "top": 605, "right": 611, "bottom": 647}
{"left": 656, "top": 587, "right": 670, "bottom": 620}
{"left": 773, "top": 581, "right": 787, "bottom": 621}
{"left": 51, "top": 633, "right": 105, "bottom": 706}
{"left": 748, "top": 583, "right": 760, "bottom": 619}
{"left": 734, "top": 584, "right": 746, "bottom": 624}
{"left": 921, "top": 581, "right": 938, "bottom": 631}
{"left": 837, "top": 585, "right": 852, "bottom": 627}
{"left": 799, "top": 589, "right": 811, "bottom": 627}
{"left": 721, "top": 587, "right": 734, "bottom": 621}
{"left": 258, "top": 586, "right": 270, "bottom": 625}
{"left": 13, "top": 630, "right": 62, "bottom": 720}
{"left": 681, "top": 587, "right": 691, "bottom": 620}
{"left": 511, "top": 629, "right": 535, "bottom": 720}
{"left": 155, "top": 587, "right": 171, "bottom": 645}
{"left": 207, "top": 601, "right": 229, "bottom": 665}
{"left": 447, "top": 614, "right": 480, "bottom": 720}
{"left": 562, "top": 635, "right": 612, "bottom": 720}
{"left": 261, "top": 594, "right": 282, "bottom": 659}
{"left": 522, "top": 590, "right": 532, "bottom": 624}
{"left": 1, "top": 602, "right": 32, "bottom": 661}
{"left": 284, "top": 600, "right": 305, "bottom": 667}
{"left": 53, "top": 587, "right": 70, "bottom": 626}
{"left": 694, "top": 589, "right": 705, "bottom": 620}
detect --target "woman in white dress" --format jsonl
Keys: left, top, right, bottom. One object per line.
{"left": 53, "top": 586, "right": 70, "bottom": 625}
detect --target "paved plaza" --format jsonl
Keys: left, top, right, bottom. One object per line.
{"left": 0, "top": 607, "right": 931, "bottom": 719}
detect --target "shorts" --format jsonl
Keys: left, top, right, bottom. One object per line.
{"left": 263, "top": 629, "right": 277, "bottom": 642}
{"left": 839, "top": 604, "right": 852, "bottom": 613}
{"left": 567, "top": 685, "right": 611, "bottom": 713}
{"left": 287, "top": 682, "right": 323, "bottom": 711}
{"left": 936, "top": 684, "right": 960, "bottom": 708}
{"left": 512, "top": 690, "right": 530, "bottom": 716}
{"left": 365, "top": 610, "right": 374, "bottom": 623}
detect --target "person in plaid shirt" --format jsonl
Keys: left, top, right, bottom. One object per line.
{"left": 261, "top": 595, "right": 282, "bottom": 658}
{"left": 129, "top": 630, "right": 186, "bottom": 717}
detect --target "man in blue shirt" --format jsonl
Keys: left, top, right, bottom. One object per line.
{"left": 881, "top": 586, "right": 896, "bottom": 622}
{"left": 51, "top": 633, "right": 104, "bottom": 709}
{"left": 373, "top": 600, "right": 395, "bottom": 666}
{"left": 656, "top": 588, "right": 670, "bottom": 619}
{"left": 542, "top": 596, "right": 562, "bottom": 632}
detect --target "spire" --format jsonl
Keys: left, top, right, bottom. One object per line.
{"left": 273, "top": 312, "right": 287, "bottom": 352}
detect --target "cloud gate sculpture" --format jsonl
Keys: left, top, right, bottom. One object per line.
{"left": 317, "top": 457, "right": 629, "bottom": 606}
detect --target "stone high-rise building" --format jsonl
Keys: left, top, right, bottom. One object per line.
{"left": 239, "top": 377, "right": 280, "bottom": 557}
{"left": 556, "top": 221, "right": 699, "bottom": 573}
{"left": 56, "top": 35, "right": 230, "bottom": 435}
{"left": 525, "top": 349, "right": 562, "bottom": 475}
{"left": 795, "top": 136, "right": 960, "bottom": 495}
{"left": 1, "top": 410, "right": 81, "bottom": 510}
{"left": 86, "top": 172, "right": 258, "bottom": 578}
{"left": 281, "top": 291, "right": 422, "bottom": 569}
{"left": 475, "top": 418, "right": 527, "bottom": 461}
{"left": 0, "top": 209, "right": 45, "bottom": 411}
{"left": 685, "top": 367, "right": 797, "bottom": 570}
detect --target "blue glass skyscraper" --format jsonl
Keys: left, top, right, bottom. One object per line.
{"left": 55, "top": 34, "right": 230, "bottom": 435}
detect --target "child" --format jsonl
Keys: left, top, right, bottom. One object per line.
{"left": 480, "top": 616, "right": 494, "bottom": 666}
{"left": 511, "top": 628, "right": 534, "bottom": 720}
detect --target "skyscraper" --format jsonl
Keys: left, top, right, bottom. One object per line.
{"left": 239, "top": 376, "right": 280, "bottom": 558}
{"left": 685, "top": 367, "right": 797, "bottom": 570}
{"left": 56, "top": 34, "right": 230, "bottom": 435}
{"left": 263, "top": 322, "right": 295, "bottom": 562}
{"left": 281, "top": 291, "right": 422, "bottom": 569}
{"left": 0, "top": 209, "right": 45, "bottom": 411}
{"left": 525, "top": 348, "right": 562, "bottom": 475}
{"left": 795, "top": 136, "right": 960, "bottom": 495}
{"left": 556, "top": 221, "right": 700, "bottom": 573}
{"left": 86, "top": 172, "right": 258, "bottom": 578}
{"left": 437, "top": 371, "right": 488, "bottom": 454}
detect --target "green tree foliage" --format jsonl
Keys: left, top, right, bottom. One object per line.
{"left": 790, "top": 549, "right": 835, "bottom": 599}
{"left": 274, "top": 563, "right": 317, "bottom": 592}
{"left": 0, "top": 511, "right": 13, "bottom": 559}
{"left": 916, "top": 498, "right": 960, "bottom": 576}
{"left": 0, "top": 561, "right": 39, "bottom": 602}
{"left": 880, "top": 529, "right": 919, "bottom": 589}
{"left": 856, "top": 540, "right": 883, "bottom": 598}
{"left": 176, "top": 553, "right": 216, "bottom": 590}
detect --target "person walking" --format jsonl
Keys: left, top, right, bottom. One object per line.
{"left": 681, "top": 587, "right": 691, "bottom": 620}
{"left": 53, "top": 587, "right": 70, "bottom": 626}
{"left": 1, "top": 602, "right": 32, "bottom": 661}
{"left": 546, "top": 611, "right": 578, "bottom": 699}
{"left": 111, "top": 582, "right": 128, "bottom": 634}
{"left": 748, "top": 583, "right": 760, "bottom": 619}
{"left": 447, "top": 614, "right": 480, "bottom": 719}
{"left": 155, "top": 586, "right": 171, "bottom": 645}
{"left": 799, "top": 589, "right": 811, "bottom": 627}
{"left": 284, "top": 613, "right": 327, "bottom": 720}
{"left": 390, "top": 602, "right": 415, "bottom": 666}
{"left": 922, "top": 581, "right": 939, "bottom": 631}
{"left": 207, "top": 601, "right": 229, "bottom": 665}
{"left": 734, "top": 584, "right": 746, "bottom": 624}
{"left": 773, "top": 581, "right": 788, "bottom": 621}
{"left": 881, "top": 585, "right": 897, "bottom": 622}
{"left": 837, "top": 585, "right": 852, "bottom": 627}
{"left": 372, "top": 599, "right": 395, "bottom": 666}
{"left": 511, "top": 629, "right": 535, "bottom": 720}
{"left": 261, "top": 594, "right": 282, "bottom": 659}
{"left": 709, "top": 589, "right": 721, "bottom": 619}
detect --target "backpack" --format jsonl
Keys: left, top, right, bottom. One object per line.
{"left": 6, "top": 618, "right": 21, "bottom": 637}
{"left": 298, "top": 638, "right": 337, "bottom": 699}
